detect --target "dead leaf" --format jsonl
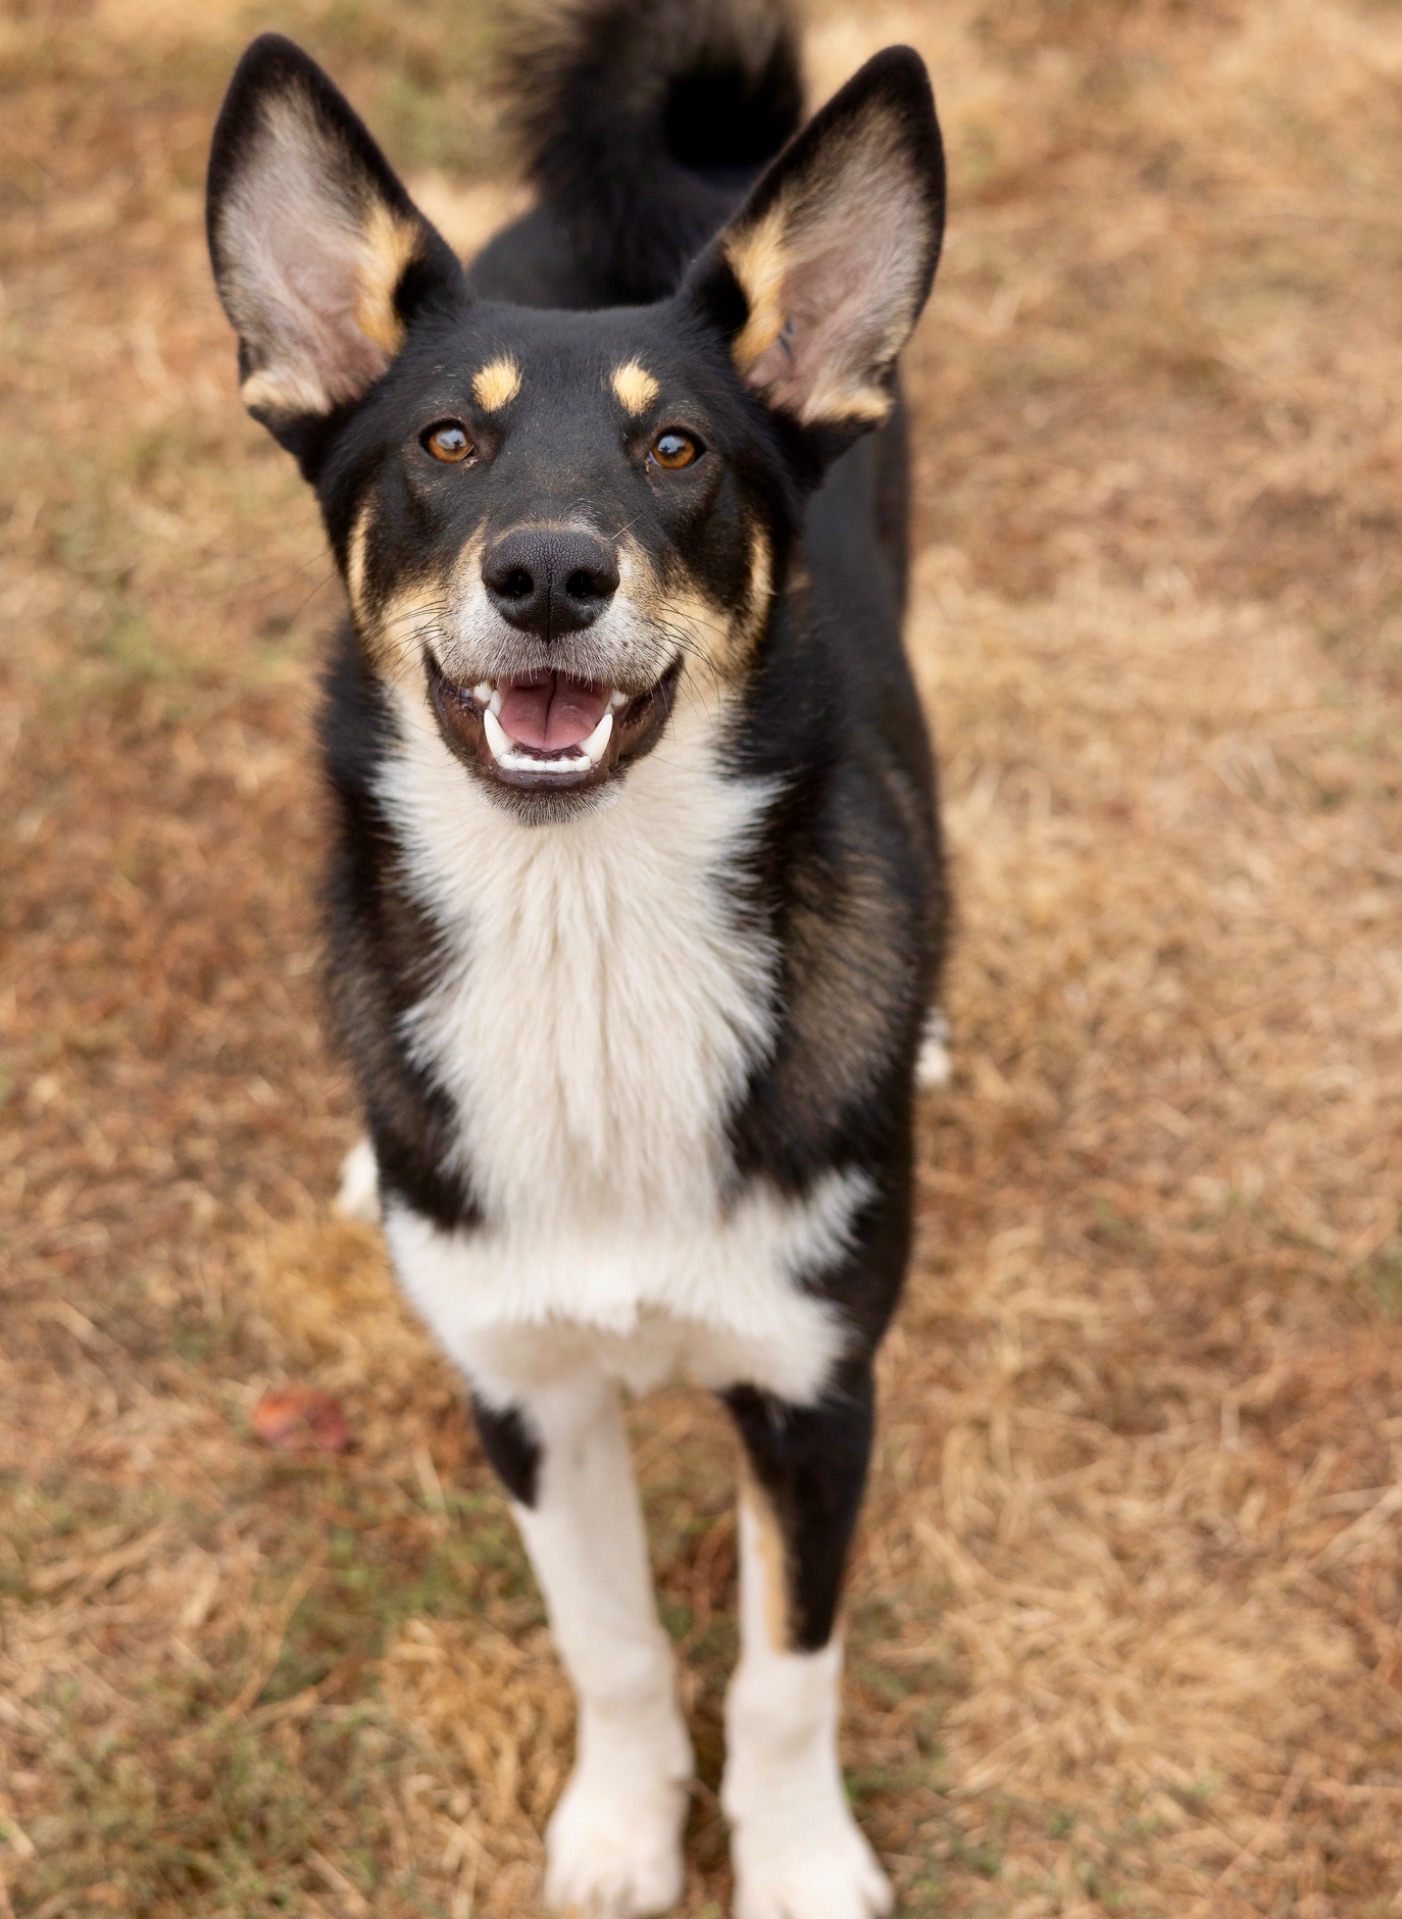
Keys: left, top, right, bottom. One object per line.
{"left": 250, "top": 1386, "right": 351, "bottom": 1454}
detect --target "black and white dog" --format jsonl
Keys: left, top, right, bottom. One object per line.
{"left": 207, "top": 4, "right": 947, "bottom": 1912}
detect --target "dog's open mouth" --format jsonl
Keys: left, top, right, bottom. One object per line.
{"left": 426, "top": 656, "right": 682, "bottom": 795}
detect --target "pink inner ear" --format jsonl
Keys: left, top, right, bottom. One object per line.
{"left": 740, "top": 165, "right": 928, "bottom": 422}
{"left": 222, "top": 102, "right": 397, "bottom": 413}
{"left": 278, "top": 241, "right": 391, "bottom": 400}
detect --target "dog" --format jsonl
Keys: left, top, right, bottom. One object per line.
{"left": 207, "top": 4, "right": 947, "bottom": 1912}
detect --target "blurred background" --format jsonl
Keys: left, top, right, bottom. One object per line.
{"left": 2, "top": 0, "right": 1401, "bottom": 1912}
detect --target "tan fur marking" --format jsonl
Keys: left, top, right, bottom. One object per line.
{"left": 725, "top": 207, "right": 791, "bottom": 376}
{"left": 612, "top": 523, "right": 772, "bottom": 690}
{"left": 610, "top": 360, "right": 660, "bottom": 415}
{"left": 746, "top": 527, "right": 774, "bottom": 641}
{"left": 345, "top": 497, "right": 374, "bottom": 613}
{"left": 800, "top": 367, "right": 893, "bottom": 426}
{"left": 239, "top": 365, "right": 327, "bottom": 418}
{"left": 616, "top": 532, "right": 724, "bottom": 678}
{"left": 369, "top": 582, "right": 451, "bottom": 676}
{"left": 348, "top": 516, "right": 483, "bottom": 677}
{"left": 741, "top": 1475, "right": 793, "bottom": 1653}
{"left": 355, "top": 203, "right": 420, "bottom": 356}
{"left": 473, "top": 357, "right": 523, "bottom": 411}
{"left": 807, "top": 383, "right": 893, "bottom": 426}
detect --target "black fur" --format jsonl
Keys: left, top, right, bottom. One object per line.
{"left": 319, "top": 647, "right": 482, "bottom": 1229}
{"left": 470, "top": 1395, "right": 541, "bottom": 1506}
{"left": 207, "top": 1, "right": 947, "bottom": 1636}
{"left": 725, "top": 1366, "right": 876, "bottom": 1652}
{"left": 486, "top": 0, "right": 804, "bottom": 305}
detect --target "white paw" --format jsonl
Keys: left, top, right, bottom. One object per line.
{"left": 915, "top": 1004, "right": 952, "bottom": 1091}
{"left": 333, "top": 1136, "right": 381, "bottom": 1222}
{"left": 545, "top": 1763, "right": 689, "bottom": 1917}
{"left": 730, "top": 1804, "right": 893, "bottom": 1919}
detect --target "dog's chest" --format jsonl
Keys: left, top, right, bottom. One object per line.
{"left": 375, "top": 694, "right": 860, "bottom": 1406}
{"left": 382, "top": 697, "right": 776, "bottom": 1225}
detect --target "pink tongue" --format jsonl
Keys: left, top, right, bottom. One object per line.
{"left": 496, "top": 672, "right": 612, "bottom": 751}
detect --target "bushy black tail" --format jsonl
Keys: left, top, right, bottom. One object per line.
{"left": 498, "top": 0, "right": 803, "bottom": 304}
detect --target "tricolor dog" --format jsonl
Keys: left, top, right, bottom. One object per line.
{"left": 207, "top": 3, "right": 947, "bottom": 1912}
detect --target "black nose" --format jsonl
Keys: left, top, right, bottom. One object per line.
{"left": 482, "top": 528, "right": 620, "bottom": 641}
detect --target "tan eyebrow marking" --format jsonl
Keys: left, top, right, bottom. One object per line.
{"left": 610, "top": 360, "right": 660, "bottom": 415}
{"left": 472, "top": 357, "right": 522, "bottom": 411}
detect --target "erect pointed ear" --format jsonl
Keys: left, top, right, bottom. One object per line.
{"left": 206, "top": 34, "right": 464, "bottom": 453}
{"left": 686, "top": 46, "right": 944, "bottom": 441}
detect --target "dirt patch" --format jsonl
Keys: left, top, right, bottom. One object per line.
{"left": 2, "top": 0, "right": 1400, "bottom": 1913}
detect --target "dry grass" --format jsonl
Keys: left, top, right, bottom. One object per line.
{"left": 3, "top": 0, "right": 1402, "bottom": 1911}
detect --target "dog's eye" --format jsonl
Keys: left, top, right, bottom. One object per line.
{"left": 423, "top": 421, "right": 474, "bottom": 463}
{"left": 648, "top": 429, "right": 700, "bottom": 471}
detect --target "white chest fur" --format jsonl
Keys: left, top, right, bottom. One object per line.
{"left": 373, "top": 686, "right": 862, "bottom": 1407}
{"left": 384, "top": 687, "right": 776, "bottom": 1222}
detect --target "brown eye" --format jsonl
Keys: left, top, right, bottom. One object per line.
{"left": 649, "top": 429, "right": 700, "bottom": 471}
{"left": 423, "top": 421, "right": 473, "bottom": 463}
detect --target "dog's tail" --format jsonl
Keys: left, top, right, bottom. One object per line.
{"left": 497, "top": 0, "right": 803, "bottom": 304}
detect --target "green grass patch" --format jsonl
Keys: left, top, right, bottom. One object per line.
{"left": 17, "top": 1695, "right": 431, "bottom": 1917}
{"left": 1359, "top": 1238, "right": 1402, "bottom": 1319}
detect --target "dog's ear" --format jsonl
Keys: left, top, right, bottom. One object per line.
{"left": 207, "top": 35, "right": 464, "bottom": 455}
{"left": 686, "top": 47, "right": 943, "bottom": 446}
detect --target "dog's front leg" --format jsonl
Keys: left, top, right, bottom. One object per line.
{"left": 721, "top": 1369, "right": 893, "bottom": 1919}
{"left": 478, "top": 1373, "right": 693, "bottom": 1917}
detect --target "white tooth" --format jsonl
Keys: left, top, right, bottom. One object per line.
{"left": 501, "top": 750, "right": 587, "bottom": 773}
{"left": 608, "top": 689, "right": 629, "bottom": 711}
{"left": 483, "top": 708, "right": 512, "bottom": 762}
{"left": 580, "top": 711, "right": 614, "bottom": 765}
{"left": 488, "top": 685, "right": 503, "bottom": 716}
{"left": 472, "top": 680, "right": 492, "bottom": 704}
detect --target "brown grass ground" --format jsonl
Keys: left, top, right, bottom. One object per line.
{"left": 3, "top": 0, "right": 1402, "bottom": 1912}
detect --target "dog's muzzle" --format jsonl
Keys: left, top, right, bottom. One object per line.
{"left": 426, "top": 654, "right": 683, "bottom": 798}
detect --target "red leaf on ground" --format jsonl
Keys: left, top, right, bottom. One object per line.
{"left": 251, "top": 1386, "right": 351, "bottom": 1454}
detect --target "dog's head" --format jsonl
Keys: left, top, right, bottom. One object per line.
{"left": 207, "top": 35, "right": 944, "bottom": 816}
